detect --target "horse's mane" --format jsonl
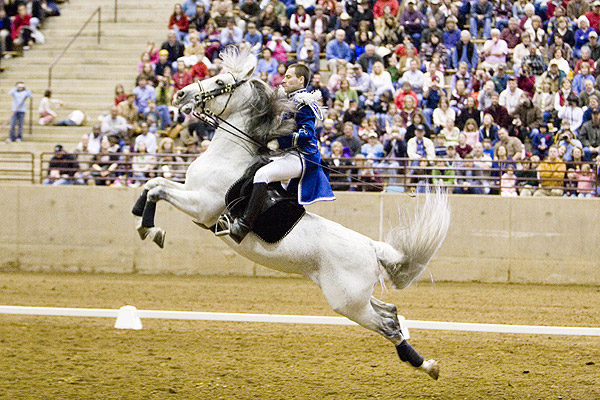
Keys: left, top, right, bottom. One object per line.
{"left": 219, "top": 46, "right": 295, "bottom": 145}
{"left": 245, "top": 79, "right": 296, "bottom": 145}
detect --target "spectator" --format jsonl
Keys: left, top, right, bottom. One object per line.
{"left": 327, "top": 141, "right": 352, "bottom": 190}
{"left": 335, "top": 122, "right": 362, "bottom": 156}
{"left": 580, "top": 78, "right": 600, "bottom": 109}
{"left": 219, "top": 17, "right": 242, "bottom": 47}
{"left": 161, "top": 31, "right": 185, "bottom": 68}
{"left": 7, "top": 81, "right": 32, "bottom": 142}
{"left": 533, "top": 81, "right": 556, "bottom": 123}
{"left": 432, "top": 97, "right": 456, "bottom": 133}
{"left": 500, "top": 17, "right": 523, "bottom": 54}
{"left": 451, "top": 30, "right": 479, "bottom": 72}
{"left": 550, "top": 16, "right": 575, "bottom": 49}
{"left": 375, "top": 6, "right": 401, "bottom": 45}
{"left": 572, "top": 62, "right": 595, "bottom": 95}
{"left": 567, "top": 0, "right": 589, "bottom": 22}
{"left": 373, "top": 0, "right": 399, "bottom": 19}
{"left": 190, "top": 3, "right": 210, "bottom": 31}
{"left": 443, "top": 16, "right": 461, "bottom": 51}
{"left": 573, "top": 163, "right": 596, "bottom": 197}
{"left": 494, "top": 127, "right": 524, "bottom": 159}
{"left": 456, "top": 97, "right": 480, "bottom": 130}
{"left": 512, "top": 32, "right": 532, "bottom": 76}
{"left": 370, "top": 61, "right": 395, "bottom": 99}
{"left": 289, "top": 5, "right": 310, "bottom": 51}
{"left": 356, "top": 44, "right": 383, "bottom": 75}
{"left": 310, "top": 5, "right": 329, "bottom": 48}
{"left": 325, "top": 29, "right": 352, "bottom": 74}
{"left": 476, "top": 80, "right": 495, "bottom": 111}
{"left": 400, "top": 60, "right": 425, "bottom": 100}
{"left": 266, "top": 31, "right": 291, "bottom": 64}
{"left": 135, "top": 122, "right": 158, "bottom": 154}
{"left": 407, "top": 124, "right": 435, "bottom": 161}
{"left": 169, "top": 3, "right": 190, "bottom": 41}
{"left": 499, "top": 78, "right": 524, "bottom": 115}
{"left": 361, "top": 132, "right": 384, "bottom": 158}
{"left": 101, "top": 105, "right": 128, "bottom": 140}
{"left": 470, "top": 0, "right": 494, "bottom": 40}
{"left": 42, "top": 144, "right": 82, "bottom": 186}
{"left": 11, "top": 3, "right": 38, "bottom": 50}
{"left": 500, "top": 164, "right": 518, "bottom": 196}
{"left": 91, "top": 136, "right": 120, "bottom": 186}
{"left": 132, "top": 77, "right": 156, "bottom": 112}
{"left": 38, "top": 89, "right": 65, "bottom": 126}
{"left": 114, "top": 84, "right": 127, "bottom": 106}
{"left": 579, "top": 109, "right": 600, "bottom": 160}
{"left": 480, "top": 29, "right": 508, "bottom": 71}
{"left": 556, "top": 94, "right": 584, "bottom": 132}
{"left": 521, "top": 45, "right": 546, "bottom": 77}
{"left": 462, "top": 118, "right": 480, "bottom": 147}
{"left": 455, "top": 156, "right": 485, "bottom": 194}
{"left": 531, "top": 123, "right": 556, "bottom": 159}
{"left": 243, "top": 22, "right": 262, "bottom": 53}
{"left": 131, "top": 141, "right": 156, "bottom": 187}
{"left": 400, "top": 0, "right": 424, "bottom": 46}
{"left": 574, "top": 16, "right": 594, "bottom": 58}
{"left": 334, "top": 80, "right": 359, "bottom": 107}
{"left": 256, "top": 47, "right": 278, "bottom": 78}
{"left": 534, "top": 145, "right": 566, "bottom": 196}
{"left": 513, "top": 92, "right": 543, "bottom": 139}
{"left": 479, "top": 113, "right": 500, "bottom": 143}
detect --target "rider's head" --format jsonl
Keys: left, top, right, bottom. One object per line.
{"left": 283, "top": 63, "right": 311, "bottom": 94}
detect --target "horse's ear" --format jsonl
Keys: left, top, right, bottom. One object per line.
{"left": 240, "top": 55, "right": 257, "bottom": 80}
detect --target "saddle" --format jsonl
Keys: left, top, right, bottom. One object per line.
{"left": 202, "top": 156, "right": 306, "bottom": 244}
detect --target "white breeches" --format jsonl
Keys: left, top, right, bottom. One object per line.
{"left": 254, "top": 152, "right": 303, "bottom": 184}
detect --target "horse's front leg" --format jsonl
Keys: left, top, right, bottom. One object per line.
{"left": 132, "top": 179, "right": 187, "bottom": 247}
{"left": 142, "top": 185, "right": 218, "bottom": 248}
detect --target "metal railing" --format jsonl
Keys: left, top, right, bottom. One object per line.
{"left": 47, "top": 7, "right": 102, "bottom": 89}
{"left": 0, "top": 152, "right": 35, "bottom": 183}
{"left": 36, "top": 152, "right": 600, "bottom": 197}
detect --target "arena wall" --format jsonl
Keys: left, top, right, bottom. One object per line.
{"left": 1, "top": 185, "right": 598, "bottom": 285}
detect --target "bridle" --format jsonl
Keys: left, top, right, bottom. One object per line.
{"left": 191, "top": 73, "right": 263, "bottom": 149}
{"left": 194, "top": 72, "right": 247, "bottom": 118}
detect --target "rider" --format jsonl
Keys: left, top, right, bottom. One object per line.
{"left": 228, "top": 63, "right": 335, "bottom": 243}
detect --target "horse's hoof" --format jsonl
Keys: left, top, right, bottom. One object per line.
{"left": 137, "top": 226, "right": 149, "bottom": 240}
{"left": 420, "top": 359, "right": 439, "bottom": 380}
{"left": 153, "top": 229, "right": 166, "bottom": 249}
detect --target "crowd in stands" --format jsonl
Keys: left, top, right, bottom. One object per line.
{"left": 26, "top": 0, "right": 600, "bottom": 196}
{"left": 0, "top": 0, "right": 59, "bottom": 61}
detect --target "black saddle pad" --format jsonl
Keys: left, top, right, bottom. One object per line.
{"left": 225, "top": 160, "right": 305, "bottom": 244}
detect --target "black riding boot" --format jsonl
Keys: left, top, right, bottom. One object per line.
{"left": 229, "top": 182, "right": 268, "bottom": 244}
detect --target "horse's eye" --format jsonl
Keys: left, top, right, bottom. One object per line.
{"left": 216, "top": 79, "right": 225, "bottom": 86}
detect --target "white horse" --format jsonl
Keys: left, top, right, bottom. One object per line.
{"left": 134, "top": 48, "right": 450, "bottom": 380}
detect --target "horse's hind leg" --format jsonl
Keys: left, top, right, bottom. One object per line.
{"left": 370, "top": 296, "right": 440, "bottom": 379}
{"left": 319, "top": 271, "right": 439, "bottom": 379}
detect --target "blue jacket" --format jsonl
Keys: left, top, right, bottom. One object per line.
{"left": 278, "top": 90, "right": 336, "bottom": 205}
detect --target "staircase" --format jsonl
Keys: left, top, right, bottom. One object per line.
{"left": 0, "top": 0, "right": 175, "bottom": 157}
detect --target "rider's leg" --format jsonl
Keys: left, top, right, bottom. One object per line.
{"left": 229, "top": 152, "right": 302, "bottom": 244}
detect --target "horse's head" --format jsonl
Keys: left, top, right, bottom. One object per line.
{"left": 173, "top": 47, "right": 257, "bottom": 118}
{"left": 173, "top": 47, "right": 296, "bottom": 146}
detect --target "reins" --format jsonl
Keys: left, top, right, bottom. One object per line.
{"left": 191, "top": 78, "right": 412, "bottom": 194}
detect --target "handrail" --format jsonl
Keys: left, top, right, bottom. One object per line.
{"left": 28, "top": 97, "right": 33, "bottom": 136}
{"left": 47, "top": 7, "right": 102, "bottom": 89}
{"left": 0, "top": 152, "right": 35, "bottom": 183}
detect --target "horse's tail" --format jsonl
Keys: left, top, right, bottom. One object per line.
{"left": 375, "top": 189, "right": 450, "bottom": 290}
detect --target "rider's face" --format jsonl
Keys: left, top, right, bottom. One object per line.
{"left": 283, "top": 67, "right": 303, "bottom": 94}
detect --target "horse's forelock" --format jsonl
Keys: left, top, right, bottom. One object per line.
{"left": 220, "top": 46, "right": 257, "bottom": 80}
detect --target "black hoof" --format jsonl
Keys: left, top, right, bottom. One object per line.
{"left": 153, "top": 230, "right": 166, "bottom": 249}
{"left": 137, "top": 226, "right": 149, "bottom": 240}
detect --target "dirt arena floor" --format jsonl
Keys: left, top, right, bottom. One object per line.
{"left": 0, "top": 272, "right": 598, "bottom": 400}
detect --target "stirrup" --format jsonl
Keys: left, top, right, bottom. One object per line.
{"left": 215, "top": 214, "right": 232, "bottom": 236}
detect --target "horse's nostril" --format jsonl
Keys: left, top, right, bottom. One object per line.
{"left": 177, "top": 91, "right": 185, "bottom": 98}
